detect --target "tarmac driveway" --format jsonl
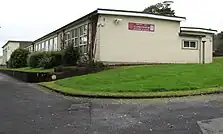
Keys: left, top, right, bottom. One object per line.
{"left": 0, "top": 73, "right": 222, "bottom": 134}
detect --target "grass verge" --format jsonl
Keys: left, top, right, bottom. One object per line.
{"left": 40, "top": 81, "right": 223, "bottom": 98}
{"left": 39, "top": 57, "right": 223, "bottom": 97}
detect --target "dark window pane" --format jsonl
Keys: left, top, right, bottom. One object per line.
{"left": 84, "top": 45, "right": 88, "bottom": 53}
{"left": 71, "top": 39, "right": 74, "bottom": 46}
{"left": 190, "top": 41, "right": 196, "bottom": 48}
{"left": 79, "top": 46, "right": 83, "bottom": 53}
{"left": 67, "top": 32, "right": 71, "bottom": 40}
{"left": 71, "top": 30, "right": 74, "bottom": 38}
{"left": 80, "top": 26, "right": 84, "bottom": 35}
{"left": 83, "top": 36, "right": 87, "bottom": 44}
{"left": 184, "top": 41, "right": 189, "bottom": 48}
{"left": 68, "top": 40, "right": 71, "bottom": 45}
{"left": 80, "top": 37, "right": 83, "bottom": 44}
{"left": 75, "top": 38, "right": 78, "bottom": 46}
{"left": 75, "top": 29, "right": 78, "bottom": 37}
{"left": 84, "top": 25, "right": 87, "bottom": 35}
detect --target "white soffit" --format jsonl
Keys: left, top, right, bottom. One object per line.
{"left": 97, "top": 10, "right": 186, "bottom": 22}
{"left": 181, "top": 28, "right": 217, "bottom": 34}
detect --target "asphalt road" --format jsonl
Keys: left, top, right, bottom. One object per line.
{"left": 0, "top": 73, "right": 223, "bottom": 134}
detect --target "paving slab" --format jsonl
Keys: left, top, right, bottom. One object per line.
{"left": 198, "top": 118, "right": 223, "bottom": 134}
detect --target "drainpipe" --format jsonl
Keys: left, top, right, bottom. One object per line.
{"left": 202, "top": 41, "right": 206, "bottom": 64}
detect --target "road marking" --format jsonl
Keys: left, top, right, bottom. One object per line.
{"left": 197, "top": 118, "right": 223, "bottom": 134}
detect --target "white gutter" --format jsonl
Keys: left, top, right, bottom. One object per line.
{"left": 97, "top": 10, "right": 186, "bottom": 22}
{"left": 181, "top": 27, "right": 217, "bottom": 34}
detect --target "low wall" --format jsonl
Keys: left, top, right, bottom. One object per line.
{"left": 0, "top": 70, "right": 54, "bottom": 83}
{"left": 0, "top": 67, "right": 106, "bottom": 83}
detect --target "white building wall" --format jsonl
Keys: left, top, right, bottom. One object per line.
{"left": 96, "top": 14, "right": 213, "bottom": 64}
{"left": 180, "top": 32, "right": 214, "bottom": 64}
{"left": 203, "top": 34, "right": 213, "bottom": 63}
{"left": 2, "top": 42, "right": 20, "bottom": 64}
{"left": 0, "top": 57, "right": 3, "bottom": 65}
{"left": 179, "top": 36, "right": 201, "bottom": 63}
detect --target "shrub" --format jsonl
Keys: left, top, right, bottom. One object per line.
{"left": 92, "top": 61, "right": 106, "bottom": 69}
{"left": 62, "top": 45, "right": 80, "bottom": 65}
{"left": 50, "top": 51, "right": 62, "bottom": 67}
{"left": 27, "top": 52, "right": 45, "bottom": 68}
{"left": 36, "top": 51, "right": 62, "bottom": 69}
{"left": 8, "top": 48, "right": 30, "bottom": 68}
{"left": 38, "top": 56, "right": 53, "bottom": 69}
{"left": 77, "top": 53, "right": 89, "bottom": 66}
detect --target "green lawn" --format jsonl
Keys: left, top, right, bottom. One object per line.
{"left": 43, "top": 57, "right": 223, "bottom": 94}
{"left": 0, "top": 67, "right": 54, "bottom": 73}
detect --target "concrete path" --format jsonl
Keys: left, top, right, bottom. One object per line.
{"left": 0, "top": 73, "right": 223, "bottom": 134}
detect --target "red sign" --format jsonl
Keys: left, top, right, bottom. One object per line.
{"left": 128, "top": 22, "right": 155, "bottom": 32}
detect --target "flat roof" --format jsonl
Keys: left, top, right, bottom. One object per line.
{"left": 97, "top": 8, "right": 186, "bottom": 21}
{"left": 179, "top": 33, "right": 206, "bottom": 38}
{"left": 2, "top": 40, "right": 33, "bottom": 48}
{"left": 180, "top": 27, "right": 217, "bottom": 34}
{"left": 34, "top": 8, "right": 186, "bottom": 43}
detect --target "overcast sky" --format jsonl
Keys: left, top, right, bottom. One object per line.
{"left": 0, "top": 0, "right": 222, "bottom": 55}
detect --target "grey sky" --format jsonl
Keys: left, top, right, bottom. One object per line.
{"left": 0, "top": 0, "right": 222, "bottom": 55}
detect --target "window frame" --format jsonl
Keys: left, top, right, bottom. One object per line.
{"left": 54, "top": 37, "right": 58, "bottom": 51}
{"left": 38, "top": 44, "right": 41, "bottom": 51}
{"left": 63, "top": 24, "right": 88, "bottom": 54}
{"left": 71, "top": 28, "right": 78, "bottom": 47}
{"left": 49, "top": 39, "right": 53, "bottom": 51}
{"left": 45, "top": 40, "right": 49, "bottom": 51}
{"left": 79, "top": 24, "right": 88, "bottom": 54}
{"left": 64, "top": 32, "right": 71, "bottom": 46}
{"left": 182, "top": 40, "right": 198, "bottom": 50}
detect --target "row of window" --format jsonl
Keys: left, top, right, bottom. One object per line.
{"left": 35, "top": 37, "right": 58, "bottom": 52}
{"left": 27, "top": 46, "right": 33, "bottom": 52}
{"left": 33, "top": 24, "right": 89, "bottom": 54}
{"left": 64, "top": 25, "right": 88, "bottom": 54}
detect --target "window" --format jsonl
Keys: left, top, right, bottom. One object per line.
{"left": 184, "top": 41, "right": 190, "bottom": 48}
{"left": 65, "top": 32, "right": 71, "bottom": 46}
{"left": 183, "top": 40, "right": 198, "bottom": 49}
{"left": 190, "top": 41, "right": 196, "bottom": 48}
{"left": 30, "top": 46, "right": 33, "bottom": 52}
{"left": 42, "top": 42, "right": 45, "bottom": 51}
{"left": 45, "top": 41, "right": 49, "bottom": 51}
{"left": 28, "top": 46, "right": 33, "bottom": 52}
{"left": 71, "top": 29, "right": 78, "bottom": 47}
{"left": 54, "top": 37, "right": 57, "bottom": 51}
{"left": 79, "top": 25, "right": 88, "bottom": 54}
{"left": 49, "top": 39, "right": 53, "bottom": 51}
{"left": 38, "top": 44, "right": 41, "bottom": 51}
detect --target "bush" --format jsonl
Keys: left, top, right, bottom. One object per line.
{"left": 38, "top": 56, "right": 53, "bottom": 69}
{"left": 8, "top": 48, "right": 30, "bottom": 68}
{"left": 77, "top": 53, "right": 89, "bottom": 66}
{"left": 92, "top": 61, "right": 106, "bottom": 69}
{"left": 50, "top": 51, "right": 62, "bottom": 67}
{"left": 62, "top": 45, "right": 80, "bottom": 65}
{"left": 27, "top": 52, "right": 45, "bottom": 68}
{"left": 35, "top": 51, "right": 62, "bottom": 69}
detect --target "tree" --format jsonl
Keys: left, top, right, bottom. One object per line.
{"left": 214, "top": 32, "right": 223, "bottom": 53}
{"left": 143, "top": 2, "right": 175, "bottom": 16}
{"left": 8, "top": 48, "right": 30, "bottom": 68}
